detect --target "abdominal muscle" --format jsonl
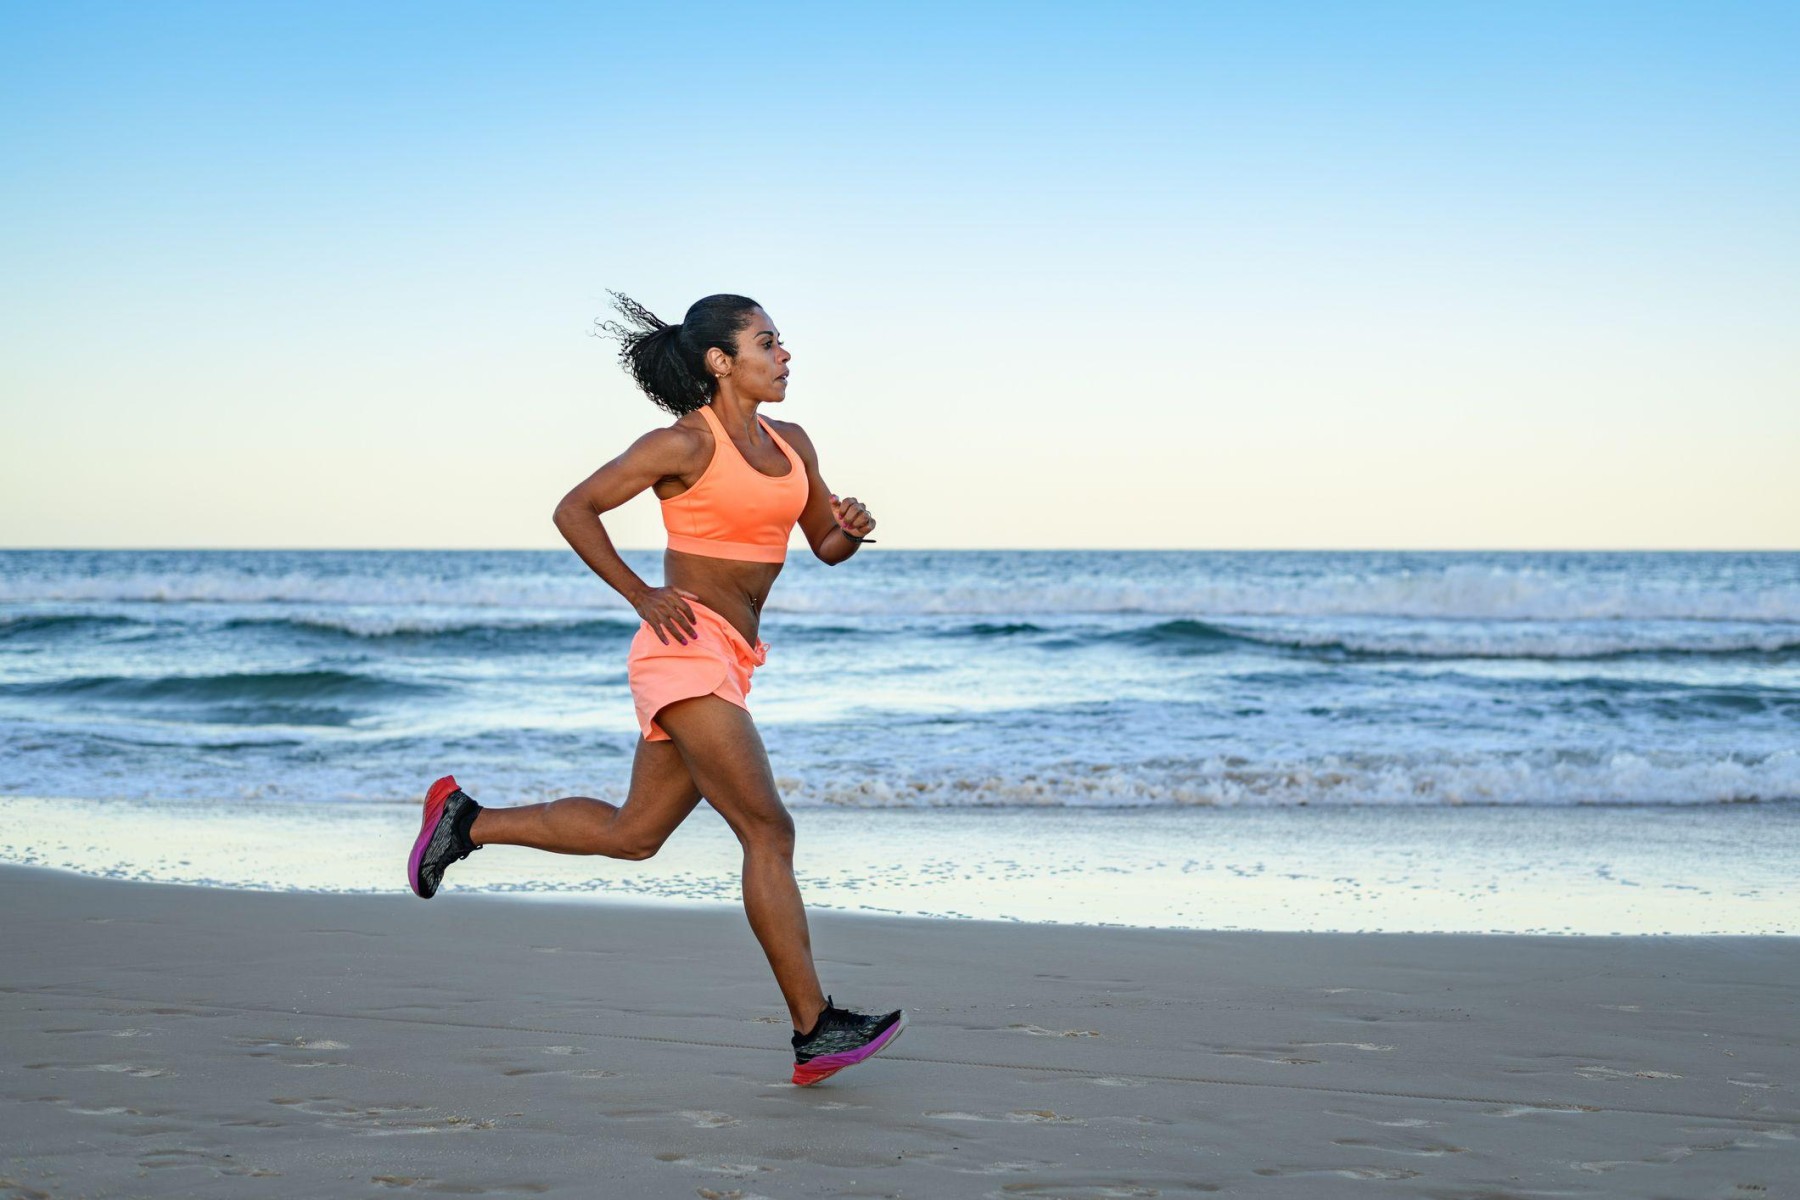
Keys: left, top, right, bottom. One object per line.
{"left": 663, "top": 548, "right": 783, "bottom": 646}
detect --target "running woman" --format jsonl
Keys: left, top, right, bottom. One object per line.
{"left": 407, "top": 292, "right": 904, "bottom": 1086}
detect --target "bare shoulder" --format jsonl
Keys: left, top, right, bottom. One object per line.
{"left": 622, "top": 417, "right": 709, "bottom": 476}
{"left": 765, "top": 416, "right": 818, "bottom": 463}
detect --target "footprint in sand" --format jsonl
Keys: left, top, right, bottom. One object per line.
{"left": 55, "top": 1102, "right": 145, "bottom": 1118}
{"left": 138, "top": 1149, "right": 279, "bottom": 1178}
{"left": 1327, "top": 1111, "right": 1442, "bottom": 1129}
{"left": 1650, "top": 1134, "right": 1771, "bottom": 1163}
{"left": 371, "top": 1176, "right": 550, "bottom": 1194}
{"left": 1574, "top": 1065, "right": 1682, "bottom": 1081}
{"left": 1214, "top": 1048, "right": 1322, "bottom": 1066}
{"left": 501, "top": 1066, "right": 619, "bottom": 1080}
{"left": 994, "top": 1183, "right": 1166, "bottom": 1198}
{"left": 1332, "top": 1137, "right": 1468, "bottom": 1157}
{"left": 24, "top": 1061, "right": 174, "bottom": 1078}
{"left": 1487, "top": 1103, "right": 1601, "bottom": 1117}
{"left": 1007, "top": 1024, "right": 1100, "bottom": 1038}
{"left": 651, "top": 1152, "right": 773, "bottom": 1178}
{"left": 949, "top": 1159, "right": 1058, "bottom": 1176}
{"left": 1726, "top": 1074, "right": 1777, "bottom": 1089}
{"left": 926, "top": 1109, "right": 1082, "bottom": 1125}
{"left": 234, "top": 1036, "right": 349, "bottom": 1050}
{"left": 1254, "top": 1165, "right": 1422, "bottom": 1181}
{"left": 271, "top": 1096, "right": 491, "bottom": 1136}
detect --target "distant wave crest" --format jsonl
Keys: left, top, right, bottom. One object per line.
{"left": 5, "top": 561, "right": 1799, "bottom": 622}
{"left": 3, "top": 669, "right": 433, "bottom": 704}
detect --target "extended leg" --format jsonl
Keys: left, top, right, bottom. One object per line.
{"left": 468, "top": 737, "right": 703, "bottom": 860}
{"left": 654, "top": 694, "right": 827, "bottom": 1032}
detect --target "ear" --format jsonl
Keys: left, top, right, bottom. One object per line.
{"left": 703, "top": 345, "right": 732, "bottom": 379}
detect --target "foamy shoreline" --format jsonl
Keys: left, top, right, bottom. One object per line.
{"left": 6, "top": 794, "right": 1796, "bottom": 935}
{"left": 5, "top": 865, "right": 1795, "bottom": 1196}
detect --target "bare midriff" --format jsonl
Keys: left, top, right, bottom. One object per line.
{"left": 663, "top": 548, "right": 782, "bottom": 646}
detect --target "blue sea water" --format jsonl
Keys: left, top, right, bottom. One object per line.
{"left": 3, "top": 549, "right": 1796, "bottom": 810}
{"left": 3, "top": 549, "right": 1797, "bottom": 932}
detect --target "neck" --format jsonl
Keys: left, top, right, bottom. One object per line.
{"left": 709, "top": 392, "right": 762, "bottom": 435}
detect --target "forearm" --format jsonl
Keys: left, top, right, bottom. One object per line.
{"left": 552, "top": 502, "right": 652, "bottom": 604}
{"left": 819, "top": 526, "right": 864, "bottom": 566}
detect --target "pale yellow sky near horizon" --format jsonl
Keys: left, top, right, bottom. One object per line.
{"left": 4, "top": 8, "right": 1797, "bottom": 551}
{"left": 4, "top": 263, "right": 1796, "bottom": 551}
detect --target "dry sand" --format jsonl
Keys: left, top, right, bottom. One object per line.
{"left": 3, "top": 864, "right": 1795, "bottom": 1198}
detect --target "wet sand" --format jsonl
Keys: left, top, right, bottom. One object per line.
{"left": 3, "top": 865, "right": 1796, "bottom": 1197}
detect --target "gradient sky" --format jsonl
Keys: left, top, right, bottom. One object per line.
{"left": 2, "top": 1, "right": 1795, "bottom": 549}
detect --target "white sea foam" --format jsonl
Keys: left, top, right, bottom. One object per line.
{"left": 1215, "top": 619, "right": 1800, "bottom": 659}
{"left": 7, "top": 734, "right": 1794, "bottom": 809}
{"left": 774, "top": 749, "right": 1800, "bottom": 809}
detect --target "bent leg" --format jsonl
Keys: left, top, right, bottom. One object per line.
{"left": 655, "top": 694, "right": 827, "bottom": 1031}
{"left": 468, "top": 737, "right": 703, "bottom": 860}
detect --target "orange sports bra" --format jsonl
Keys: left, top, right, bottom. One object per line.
{"left": 660, "top": 403, "right": 808, "bottom": 564}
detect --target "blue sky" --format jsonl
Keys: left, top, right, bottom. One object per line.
{"left": 3, "top": 1, "right": 1795, "bottom": 548}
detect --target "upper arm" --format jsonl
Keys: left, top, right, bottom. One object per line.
{"left": 769, "top": 419, "right": 838, "bottom": 556}
{"left": 555, "top": 425, "right": 701, "bottom": 518}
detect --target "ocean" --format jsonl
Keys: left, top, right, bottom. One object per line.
{"left": 4, "top": 548, "right": 1796, "bottom": 933}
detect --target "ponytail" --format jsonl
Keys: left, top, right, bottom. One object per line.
{"left": 597, "top": 290, "right": 761, "bottom": 415}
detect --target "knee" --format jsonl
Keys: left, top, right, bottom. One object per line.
{"left": 612, "top": 831, "right": 667, "bottom": 861}
{"left": 734, "top": 808, "right": 795, "bottom": 858}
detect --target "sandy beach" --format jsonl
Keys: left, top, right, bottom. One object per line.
{"left": 4, "top": 865, "right": 1795, "bottom": 1198}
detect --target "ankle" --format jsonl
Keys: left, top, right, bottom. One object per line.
{"left": 453, "top": 799, "right": 484, "bottom": 851}
{"left": 792, "top": 998, "right": 829, "bottom": 1036}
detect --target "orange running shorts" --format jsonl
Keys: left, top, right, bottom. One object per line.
{"left": 626, "top": 598, "right": 771, "bottom": 742}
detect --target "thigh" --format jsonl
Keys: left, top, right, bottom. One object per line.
{"left": 613, "top": 734, "right": 705, "bottom": 848}
{"left": 654, "top": 694, "right": 790, "bottom": 838}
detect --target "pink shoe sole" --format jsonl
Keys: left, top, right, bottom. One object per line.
{"left": 407, "top": 774, "right": 459, "bottom": 898}
{"left": 792, "top": 1013, "right": 907, "bottom": 1086}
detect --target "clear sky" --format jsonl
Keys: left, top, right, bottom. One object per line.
{"left": 2, "top": 1, "right": 1795, "bottom": 549}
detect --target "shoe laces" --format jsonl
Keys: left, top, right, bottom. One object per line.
{"left": 795, "top": 996, "right": 860, "bottom": 1045}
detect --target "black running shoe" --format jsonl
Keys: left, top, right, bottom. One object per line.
{"left": 407, "top": 774, "right": 483, "bottom": 899}
{"left": 791, "top": 996, "right": 906, "bottom": 1085}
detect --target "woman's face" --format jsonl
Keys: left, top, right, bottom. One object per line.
{"left": 726, "top": 307, "right": 791, "bottom": 402}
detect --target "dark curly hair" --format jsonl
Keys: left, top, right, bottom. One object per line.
{"left": 596, "top": 291, "right": 763, "bottom": 416}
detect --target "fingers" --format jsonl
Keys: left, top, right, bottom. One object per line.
{"left": 669, "top": 589, "right": 698, "bottom": 635}
{"left": 834, "top": 496, "right": 875, "bottom": 535}
{"left": 644, "top": 588, "right": 700, "bottom": 644}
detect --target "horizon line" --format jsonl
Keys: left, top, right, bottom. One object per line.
{"left": 2, "top": 546, "right": 1795, "bottom": 555}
